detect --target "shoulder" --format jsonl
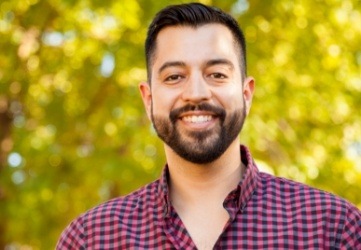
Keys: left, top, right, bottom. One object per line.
{"left": 258, "top": 172, "right": 355, "bottom": 210}
{"left": 259, "top": 173, "right": 361, "bottom": 222}
{"left": 83, "top": 179, "right": 160, "bottom": 220}
{"left": 255, "top": 172, "right": 361, "bottom": 247}
{"left": 56, "top": 180, "right": 160, "bottom": 249}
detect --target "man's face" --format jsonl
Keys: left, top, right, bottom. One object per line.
{"left": 140, "top": 24, "right": 254, "bottom": 164}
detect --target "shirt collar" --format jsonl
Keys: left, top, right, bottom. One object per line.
{"left": 157, "top": 145, "right": 260, "bottom": 218}
{"left": 238, "top": 145, "right": 260, "bottom": 212}
{"left": 158, "top": 165, "right": 172, "bottom": 218}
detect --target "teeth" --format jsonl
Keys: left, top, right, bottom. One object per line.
{"left": 183, "top": 115, "right": 212, "bottom": 123}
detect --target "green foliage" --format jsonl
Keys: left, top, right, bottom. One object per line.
{"left": 0, "top": 0, "right": 360, "bottom": 248}
{"left": 239, "top": 0, "right": 361, "bottom": 203}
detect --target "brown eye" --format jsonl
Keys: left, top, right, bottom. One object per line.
{"left": 164, "top": 74, "right": 183, "bottom": 83}
{"left": 210, "top": 73, "right": 227, "bottom": 79}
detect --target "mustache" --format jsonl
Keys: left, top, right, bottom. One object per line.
{"left": 169, "top": 103, "right": 226, "bottom": 123}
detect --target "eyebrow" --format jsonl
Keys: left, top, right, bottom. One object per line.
{"left": 158, "top": 61, "right": 186, "bottom": 75}
{"left": 205, "top": 59, "right": 235, "bottom": 69}
{"left": 157, "top": 58, "right": 235, "bottom": 75}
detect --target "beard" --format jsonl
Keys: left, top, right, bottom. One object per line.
{"left": 151, "top": 102, "right": 246, "bottom": 164}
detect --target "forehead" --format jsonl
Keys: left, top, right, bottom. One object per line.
{"left": 152, "top": 24, "right": 239, "bottom": 69}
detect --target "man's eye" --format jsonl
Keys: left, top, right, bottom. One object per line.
{"left": 210, "top": 73, "right": 227, "bottom": 79}
{"left": 165, "top": 75, "right": 183, "bottom": 82}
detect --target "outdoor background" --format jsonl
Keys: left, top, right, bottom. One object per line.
{"left": 0, "top": 0, "right": 360, "bottom": 248}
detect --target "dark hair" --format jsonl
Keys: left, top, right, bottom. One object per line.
{"left": 145, "top": 2, "right": 247, "bottom": 82}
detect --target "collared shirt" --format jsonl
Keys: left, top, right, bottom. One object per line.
{"left": 57, "top": 146, "right": 361, "bottom": 249}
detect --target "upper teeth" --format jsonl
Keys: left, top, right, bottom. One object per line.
{"left": 183, "top": 115, "right": 212, "bottom": 123}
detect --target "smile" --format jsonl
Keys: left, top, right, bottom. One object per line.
{"left": 182, "top": 115, "right": 213, "bottom": 123}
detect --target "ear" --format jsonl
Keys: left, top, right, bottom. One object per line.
{"left": 139, "top": 82, "right": 152, "bottom": 120}
{"left": 243, "top": 76, "right": 255, "bottom": 114}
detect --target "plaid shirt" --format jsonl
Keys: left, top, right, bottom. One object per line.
{"left": 57, "top": 146, "right": 361, "bottom": 249}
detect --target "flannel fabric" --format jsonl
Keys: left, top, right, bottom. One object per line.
{"left": 57, "top": 146, "right": 361, "bottom": 249}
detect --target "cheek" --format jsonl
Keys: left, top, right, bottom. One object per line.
{"left": 215, "top": 85, "right": 244, "bottom": 110}
{"left": 151, "top": 89, "right": 179, "bottom": 115}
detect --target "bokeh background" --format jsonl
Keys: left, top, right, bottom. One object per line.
{"left": 0, "top": 0, "right": 360, "bottom": 248}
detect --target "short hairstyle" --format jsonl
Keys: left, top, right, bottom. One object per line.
{"left": 145, "top": 2, "right": 247, "bottom": 82}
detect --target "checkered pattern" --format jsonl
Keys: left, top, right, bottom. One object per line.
{"left": 56, "top": 146, "right": 361, "bottom": 249}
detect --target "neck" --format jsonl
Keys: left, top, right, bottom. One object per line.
{"left": 165, "top": 140, "right": 244, "bottom": 208}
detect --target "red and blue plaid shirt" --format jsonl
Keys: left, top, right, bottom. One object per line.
{"left": 57, "top": 146, "right": 361, "bottom": 249}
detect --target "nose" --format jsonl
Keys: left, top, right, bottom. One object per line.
{"left": 181, "top": 73, "right": 211, "bottom": 103}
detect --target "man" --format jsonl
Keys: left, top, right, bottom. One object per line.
{"left": 57, "top": 3, "right": 361, "bottom": 249}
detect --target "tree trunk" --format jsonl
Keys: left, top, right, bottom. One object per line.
{"left": 0, "top": 97, "right": 13, "bottom": 249}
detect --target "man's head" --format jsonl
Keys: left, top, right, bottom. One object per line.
{"left": 145, "top": 2, "right": 247, "bottom": 82}
{"left": 140, "top": 3, "right": 254, "bottom": 164}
